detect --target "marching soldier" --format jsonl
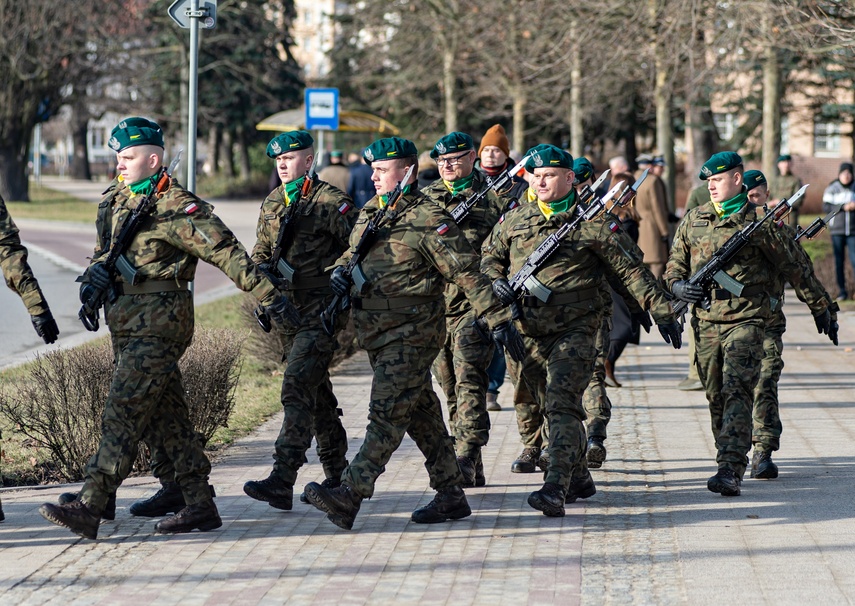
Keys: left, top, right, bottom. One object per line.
{"left": 665, "top": 152, "right": 836, "bottom": 497}
{"left": 39, "top": 117, "right": 300, "bottom": 539}
{"left": 242, "top": 130, "right": 356, "bottom": 510}
{"left": 0, "top": 192, "right": 60, "bottom": 521}
{"left": 303, "top": 136, "right": 524, "bottom": 530}
{"left": 422, "top": 131, "right": 507, "bottom": 487}
{"left": 483, "top": 145, "right": 682, "bottom": 517}
{"left": 769, "top": 154, "right": 803, "bottom": 228}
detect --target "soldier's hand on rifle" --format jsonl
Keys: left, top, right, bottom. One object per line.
{"left": 492, "top": 321, "right": 526, "bottom": 362}
{"left": 671, "top": 280, "right": 704, "bottom": 304}
{"left": 257, "top": 262, "right": 283, "bottom": 289}
{"left": 492, "top": 278, "right": 517, "bottom": 306}
{"left": 31, "top": 310, "right": 60, "bottom": 344}
{"left": 87, "top": 262, "right": 112, "bottom": 290}
{"left": 265, "top": 294, "right": 301, "bottom": 328}
{"left": 814, "top": 308, "right": 839, "bottom": 345}
{"left": 657, "top": 320, "right": 683, "bottom": 349}
{"left": 632, "top": 310, "right": 652, "bottom": 333}
{"left": 330, "top": 266, "right": 352, "bottom": 297}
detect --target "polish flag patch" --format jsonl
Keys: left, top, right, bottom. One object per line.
{"left": 184, "top": 202, "right": 199, "bottom": 214}
{"left": 609, "top": 222, "right": 620, "bottom": 232}
{"left": 338, "top": 202, "right": 352, "bottom": 214}
{"left": 499, "top": 214, "right": 505, "bottom": 223}
{"left": 508, "top": 200, "right": 518, "bottom": 210}
{"left": 437, "top": 223, "right": 450, "bottom": 235}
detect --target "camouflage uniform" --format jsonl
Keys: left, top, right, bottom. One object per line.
{"left": 332, "top": 190, "right": 511, "bottom": 498}
{"left": 422, "top": 171, "right": 506, "bottom": 460}
{"left": 664, "top": 201, "right": 830, "bottom": 478}
{"left": 79, "top": 177, "right": 280, "bottom": 514}
{"left": 250, "top": 177, "right": 356, "bottom": 485}
{"left": 482, "top": 197, "right": 676, "bottom": 491}
{"left": 769, "top": 173, "right": 803, "bottom": 228}
{"left": 0, "top": 195, "right": 51, "bottom": 316}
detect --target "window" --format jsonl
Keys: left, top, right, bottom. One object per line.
{"left": 814, "top": 120, "right": 841, "bottom": 156}
{"left": 713, "top": 112, "right": 736, "bottom": 143}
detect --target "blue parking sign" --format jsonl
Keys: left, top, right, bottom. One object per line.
{"left": 305, "top": 88, "right": 339, "bottom": 131}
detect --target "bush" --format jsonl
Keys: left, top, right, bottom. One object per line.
{"left": 0, "top": 327, "right": 245, "bottom": 484}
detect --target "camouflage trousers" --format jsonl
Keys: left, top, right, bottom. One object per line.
{"left": 81, "top": 335, "right": 212, "bottom": 514}
{"left": 343, "top": 341, "right": 463, "bottom": 499}
{"left": 519, "top": 315, "right": 599, "bottom": 490}
{"left": 582, "top": 313, "right": 612, "bottom": 440}
{"left": 752, "top": 312, "right": 786, "bottom": 452}
{"left": 431, "top": 311, "right": 494, "bottom": 459}
{"left": 693, "top": 317, "right": 764, "bottom": 476}
{"left": 507, "top": 354, "right": 546, "bottom": 449}
{"left": 272, "top": 323, "right": 348, "bottom": 485}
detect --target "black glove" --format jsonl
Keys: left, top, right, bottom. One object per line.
{"left": 814, "top": 309, "right": 839, "bottom": 345}
{"left": 32, "top": 310, "right": 60, "bottom": 344}
{"left": 330, "top": 266, "right": 352, "bottom": 297}
{"left": 492, "top": 321, "right": 526, "bottom": 362}
{"left": 631, "top": 310, "right": 652, "bottom": 333}
{"left": 671, "top": 280, "right": 704, "bottom": 304}
{"left": 257, "top": 262, "right": 283, "bottom": 289}
{"left": 492, "top": 278, "right": 517, "bottom": 306}
{"left": 87, "top": 262, "right": 112, "bottom": 291}
{"left": 79, "top": 282, "right": 97, "bottom": 305}
{"left": 657, "top": 320, "right": 683, "bottom": 349}
{"left": 264, "top": 294, "right": 301, "bottom": 328}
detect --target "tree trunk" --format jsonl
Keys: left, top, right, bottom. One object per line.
{"left": 69, "top": 100, "right": 92, "bottom": 181}
{"left": 651, "top": 0, "right": 675, "bottom": 210}
{"left": 236, "top": 125, "right": 251, "bottom": 180}
{"left": 569, "top": 18, "right": 583, "bottom": 158}
{"left": 512, "top": 87, "right": 526, "bottom": 154}
{"left": 207, "top": 124, "right": 221, "bottom": 175}
{"left": 442, "top": 46, "right": 457, "bottom": 133}
{"left": 761, "top": 11, "right": 781, "bottom": 178}
{"left": 219, "top": 129, "right": 235, "bottom": 178}
{"left": 0, "top": 133, "right": 31, "bottom": 202}
{"left": 685, "top": 104, "right": 717, "bottom": 181}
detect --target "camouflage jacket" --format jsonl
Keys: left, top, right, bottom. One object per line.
{"left": 664, "top": 201, "right": 829, "bottom": 323}
{"left": 481, "top": 200, "right": 676, "bottom": 338}
{"left": 251, "top": 177, "right": 357, "bottom": 311}
{"left": 0, "top": 195, "right": 48, "bottom": 315}
{"left": 421, "top": 170, "right": 507, "bottom": 317}
{"left": 333, "top": 190, "right": 511, "bottom": 349}
{"left": 93, "top": 177, "right": 278, "bottom": 340}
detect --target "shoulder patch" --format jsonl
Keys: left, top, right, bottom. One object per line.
{"left": 184, "top": 202, "right": 200, "bottom": 214}
{"left": 609, "top": 221, "right": 620, "bottom": 232}
{"left": 499, "top": 214, "right": 505, "bottom": 223}
{"left": 691, "top": 220, "right": 709, "bottom": 227}
{"left": 437, "top": 223, "right": 450, "bottom": 235}
{"left": 338, "top": 201, "right": 352, "bottom": 215}
{"left": 507, "top": 200, "right": 518, "bottom": 210}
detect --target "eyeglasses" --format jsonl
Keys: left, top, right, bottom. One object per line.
{"left": 436, "top": 152, "right": 471, "bottom": 167}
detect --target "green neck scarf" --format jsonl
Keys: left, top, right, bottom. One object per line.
{"left": 443, "top": 172, "right": 475, "bottom": 196}
{"left": 712, "top": 191, "right": 747, "bottom": 219}
{"left": 537, "top": 190, "right": 576, "bottom": 219}
{"left": 379, "top": 184, "right": 413, "bottom": 208}
{"left": 128, "top": 175, "right": 155, "bottom": 196}
{"left": 283, "top": 176, "right": 306, "bottom": 207}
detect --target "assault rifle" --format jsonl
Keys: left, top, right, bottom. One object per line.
{"left": 672, "top": 184, "right": 808, "bottom": 318}
{"left": 319, "top": 164, "right": 415, "bottom": 335}
{"left": 795, "top": 207, "right": 840, "bottom": 242}
{"left": 450, "top": 154, "right": 530, "bottom": 223}
{"left": 78, "top": 151, "right": 183, "bottom": 332}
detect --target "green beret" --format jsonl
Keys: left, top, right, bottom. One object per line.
{"left": 777, "top": 154, "right": 792, "bottom": 163}
{"left": 363, "top": 137, "right": 418, "bottom": 165}
{"left": 573, "top": 157, "right": 595, "bottom": 184}
{"left": 108, "top": 117, "right": 164, "bottom": 152}
{"left": 430, "top": 131, "right": 474, "bottom": 159}
{"left": 524, "top": 144, "right": 573, "bottom": 173}
{"left": 699, "top": 151, "right": 743, "bottom": 181}
{"left": 743, "top": 169, "right": 767, "bottom": 191}
{"left": 266, "top": 130, "right": 314, "bottom": 158}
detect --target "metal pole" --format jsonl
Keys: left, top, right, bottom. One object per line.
{"left": 33, "top": 124, "right": 42, "bottom": 184}
{"left": 186, "top": 0, "right": 200, "bottom": 193}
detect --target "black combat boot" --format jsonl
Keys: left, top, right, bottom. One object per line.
{"left": 566, "top": 471, "right": 597, "bottom": 503}
{"left": 243, "top": 474, "right": 294, "bottom": 511}
{"left": 154, "top": 499, "right": 222, "bottom": 534}
{"left": 751, "top": 449, "right": 779, "bottom": 480}
{"left": 58, "top": 491, "right": 117, "bottom": 521}
{"left": 304, "top": 482, "right": 363, "bottom": 530}
{"left": 411, "top": 486, "right": 472, "bottom": 524}
{"left": 527, "top": 482, "right": 566, "bottom": 517}
{"left": 39, "top": 499, "right": 100, "bottom": 540}
{"left": 474, "top": 453, "right": 486, "bottom": 488}
{"left": 457, "top": 456, "right": 477, "bottom": 488}
{"left": 511, "top": 447, "right": 541, "bottom": 473}
{"left": 586, "top": 437, "right": 607, "bottom": 469}
{"left": 129, "top": 482, "right": 186, "bottom": 517}
{"left": 707, "top": 468, "right": 741, "bottom": 496}
{"left": 537, "top": 449, "right": 550, "bottom": 473}
{"left": 300, "top": 477, "right": 341, "bottom": 504}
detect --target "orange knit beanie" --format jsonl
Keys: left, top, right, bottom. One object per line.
{"left": 478, "top": 124, "right": 511, "bottom": 157}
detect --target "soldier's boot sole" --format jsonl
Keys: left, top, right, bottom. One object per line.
{"left": 243, "top": 484, "right": 293, "bottom": 511}
{"left": 586, "top": 443, "right": 607, "bottom": 469}
{"left": 303, "top": 483, "right": 359, "bottom": 531}
{"left": 39, "top": 503, "right": 99, "bottom": 540}
{"left": 154, "top": 502, "right": 222, "bottom": 534}
{"left": 527, "top": 490, "right": 565, "bottom": 518}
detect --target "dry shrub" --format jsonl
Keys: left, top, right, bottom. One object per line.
{"left": 0, "top": 327, "right": 245, "bottom": 484}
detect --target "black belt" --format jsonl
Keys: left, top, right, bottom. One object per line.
{"left": 286, "top": 276, "right": 330, "bottom": 290}
{"left": 117, "top": 280, "right": 191, "bottom": 295}
{"left": 522, "top": 286, "right": 600, "bottom": 308}
{"left": 711, "top": 285, "right": 766, "bottom": 300}
{"left": 352, "top": 296, "right": 441, "bottom": 310}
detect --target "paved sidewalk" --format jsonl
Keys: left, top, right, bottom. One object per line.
{"left": 1, "top": 298, "right": 853, "bottom": 605}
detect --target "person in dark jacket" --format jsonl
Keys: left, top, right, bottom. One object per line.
{"left": 822, "top": 162, "right": 855, "bottom": 300}
{"left": 347, "top": 152, "right": 375, "bottom": 209}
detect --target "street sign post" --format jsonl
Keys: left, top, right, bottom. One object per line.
{"left": 305, "top": 88, "right": 340, "bottom": 131}
{"left": 168, "top": 0, "right": 217, "bottom": 193}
